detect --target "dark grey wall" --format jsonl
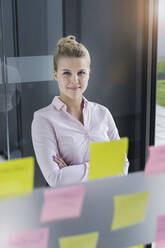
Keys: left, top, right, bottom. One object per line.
{"left": 63, "top": 0, "right": 148, "bottom": 171}
{"left": 80, "top": 0, "right": 144, "bottom": 170}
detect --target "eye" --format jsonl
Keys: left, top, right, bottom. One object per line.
{"left": 63, "top": 71, "right": 71, "bottom": 75}
{"left": 78, "top": 71, "right": 86, "bottom": 75}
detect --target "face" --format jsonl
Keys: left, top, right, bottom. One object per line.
{"left": 54, "top": 57, "right": 90, "bottom": 101}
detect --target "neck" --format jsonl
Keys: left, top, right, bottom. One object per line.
{"left": 59, "top": 95, "right": 83, "bottom": 113}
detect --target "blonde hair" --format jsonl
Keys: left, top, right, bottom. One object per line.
{"left": 53, "top": 35, "right": 91, "bottom": 71}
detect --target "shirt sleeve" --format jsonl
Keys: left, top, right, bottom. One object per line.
{"left": 31, "top": 112, "right": 88, "bottom": 187}
{"left": 106, "top": 108, "right": 129, "bottom": 175}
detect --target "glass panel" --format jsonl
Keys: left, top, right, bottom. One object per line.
{"left": 153, "top": 0, "right": 165, "bottom": 245}
{"left": 0, "top": 0, "right": 7, "bottom": 161}
{"left": 155, "top": 0, "right": 165, "bottom": 146}
{"left": 0, "top": 0, "right": 155, "bottom": 188}
{"left": 3, "top": 0, "right": 62, "bottom": 187}
{"left": 0, "top": 84, "right": 7, "bottom": 161}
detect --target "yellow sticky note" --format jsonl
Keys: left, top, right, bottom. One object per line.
{"left": 89, "top": 137, "right": 128, "bottom": 180}
{"left": 59, "top": 232, "right": 99, "bottom": 248}
{"left": 128, "top": 245, "right": 144, "bottom": 248}
{"left": 0, "top": 157, "right": 34, "bottom": 200}
{"left": 111, "top": 192, "right": 149, "bottom": 230}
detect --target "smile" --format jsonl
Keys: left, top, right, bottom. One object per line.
{"left": 67, "top": 87, "right": 80, "bottom": 91}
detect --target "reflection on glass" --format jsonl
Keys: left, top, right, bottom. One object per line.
{"left": 7, "top": 56, "right": 54, "bottom": 83}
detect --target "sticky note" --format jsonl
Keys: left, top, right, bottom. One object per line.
{"left": 155, "top": 215, "right": 165, "bottom": 248}
{"left": 59, "top": 232, "right": 99, "bottom": 248}
{"left": 8, "top": 227, "right": 49, "bottom": 248}
{"left": 41, "top": 185, "right": 85, "bottom": 223}
{"left": 111, "top": 192, "right": 149, "bottom": 230}
{"left": 145, "top": 145, "right": 165, "bottom": 175}
{"left": 89, "top": 137, "right": 128, "bottom": 180}
{"left": 0, "top": 157, "right": 34, "bottom": 200}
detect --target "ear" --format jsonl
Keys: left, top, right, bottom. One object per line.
{"left": 54, "top": 70, "right": 58, "bottom": 81}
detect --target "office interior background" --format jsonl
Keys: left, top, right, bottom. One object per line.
{"left": 1, "top": 0, "right": 163, "bottom": 187}
{"left": 0, "top": 0, "right": 165, "bottom": 247}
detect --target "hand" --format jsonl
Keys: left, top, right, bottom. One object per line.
{"left": 53, "top": 154, "right": 68, "bottom": 169}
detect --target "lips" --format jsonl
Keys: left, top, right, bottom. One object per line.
{"left": 67, "top": 87, "right": 80, "bottom": 91}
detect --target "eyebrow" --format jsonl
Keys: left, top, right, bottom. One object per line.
{"left": 62, "top": 68, "right": 88, "bottom": 71}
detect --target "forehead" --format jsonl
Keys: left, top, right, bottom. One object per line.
{"left": 57, "top": 57, "right": 90, "bottom": 70}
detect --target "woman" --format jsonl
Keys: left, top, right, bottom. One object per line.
{"left": 31, "top": 35, "right": 129, "bottom": 187}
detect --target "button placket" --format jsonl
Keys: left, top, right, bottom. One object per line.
{"left": 85, "top": 130, "right": 90, "bottom": 139}
{"left": 82, "top": 107, "right": 86, "bottom": 127}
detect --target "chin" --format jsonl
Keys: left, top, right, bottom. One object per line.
{"left": 68, "top": 92, "right": 82, "bottom": 99}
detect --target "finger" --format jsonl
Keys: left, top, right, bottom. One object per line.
{"left": 54, "top": 158, "right": 64, "bottom": 169}
{"left": 54, "top": 157, "right": 62, "bottom": 164}
{"left": 55, "top": 155, "right": 67, "bottom": 166}
{"left": 53, "top": 156, "right": 62, "bottom": 164}
{"left": 53, "top": 155, "right": 68, "bottom": 168}
{"left": 55, "top": 154, "right": 63, "bottom": 162}
{"left": 56, "top": 154, "right": 62, "bottom": 160}
{"left": 53, "top": 156, "right": 59, "bottom": 163}
{"left": 59, "top": 163, "right": 64, "bottom": 169}
{"left": 54, "top": 157, "right": 66, "bottom": 169}
{"left": 59, "top": 162, "right": 67, "bottom": 169}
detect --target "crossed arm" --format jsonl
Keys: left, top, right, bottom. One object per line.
{"left": 31, "top": 113, "right": 89, "bottom": 187}
{"left": 31, "top": 111, "right": 129, "bottom": 188}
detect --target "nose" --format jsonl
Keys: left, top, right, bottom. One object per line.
{"left": 71, "top": 74, "right": 79, "bottom": 84}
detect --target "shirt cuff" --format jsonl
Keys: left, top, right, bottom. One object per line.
{"left": 123, "top": 160, "right": 129, "bottom": 175}
{"left": 82, "top": 162, "right": 90, "bottom": 182}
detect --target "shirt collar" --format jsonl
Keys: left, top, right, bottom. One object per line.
{"left": 52, "top": 96, "right": 65, "bottom": 111}
{"left": 52, "top": 95, "right": 88, "bottom": 111}
{"left": 82, "top": 95, "right": 88, "bottom": 108}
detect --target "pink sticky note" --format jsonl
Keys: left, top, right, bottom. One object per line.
{"left": 8, "top": 227, "right": 49, "bottom": 248}
{"left": 145, "top": 145, "right": 165, "bottom": 175}
{"left": 40, "top": 185, "right": 85, "bottom": 223}
{"left": 155, "top": 215, "right": 165, "bottom": 248}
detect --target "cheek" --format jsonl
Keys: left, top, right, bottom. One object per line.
{"left": 80, "top": 77, "right": 88, "bottom": 86}
{"left": 59, "top": 77, "right": 69, "bottom": 86}
{"left": 63, "top": 78, "right": 68, "bottom": 84}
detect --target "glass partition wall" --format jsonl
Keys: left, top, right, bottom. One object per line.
{"left": 155, "top": 0, "right": 165, "bottom": 146}
{"left": 0, "top": 0, "right": 158, "bottom": 188}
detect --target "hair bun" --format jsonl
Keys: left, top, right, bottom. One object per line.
{"left": 67, "top": 35, "right": 76, "bottom": 41}
{"left": 57, "top": 35, "right": 78, "bottom": 49}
